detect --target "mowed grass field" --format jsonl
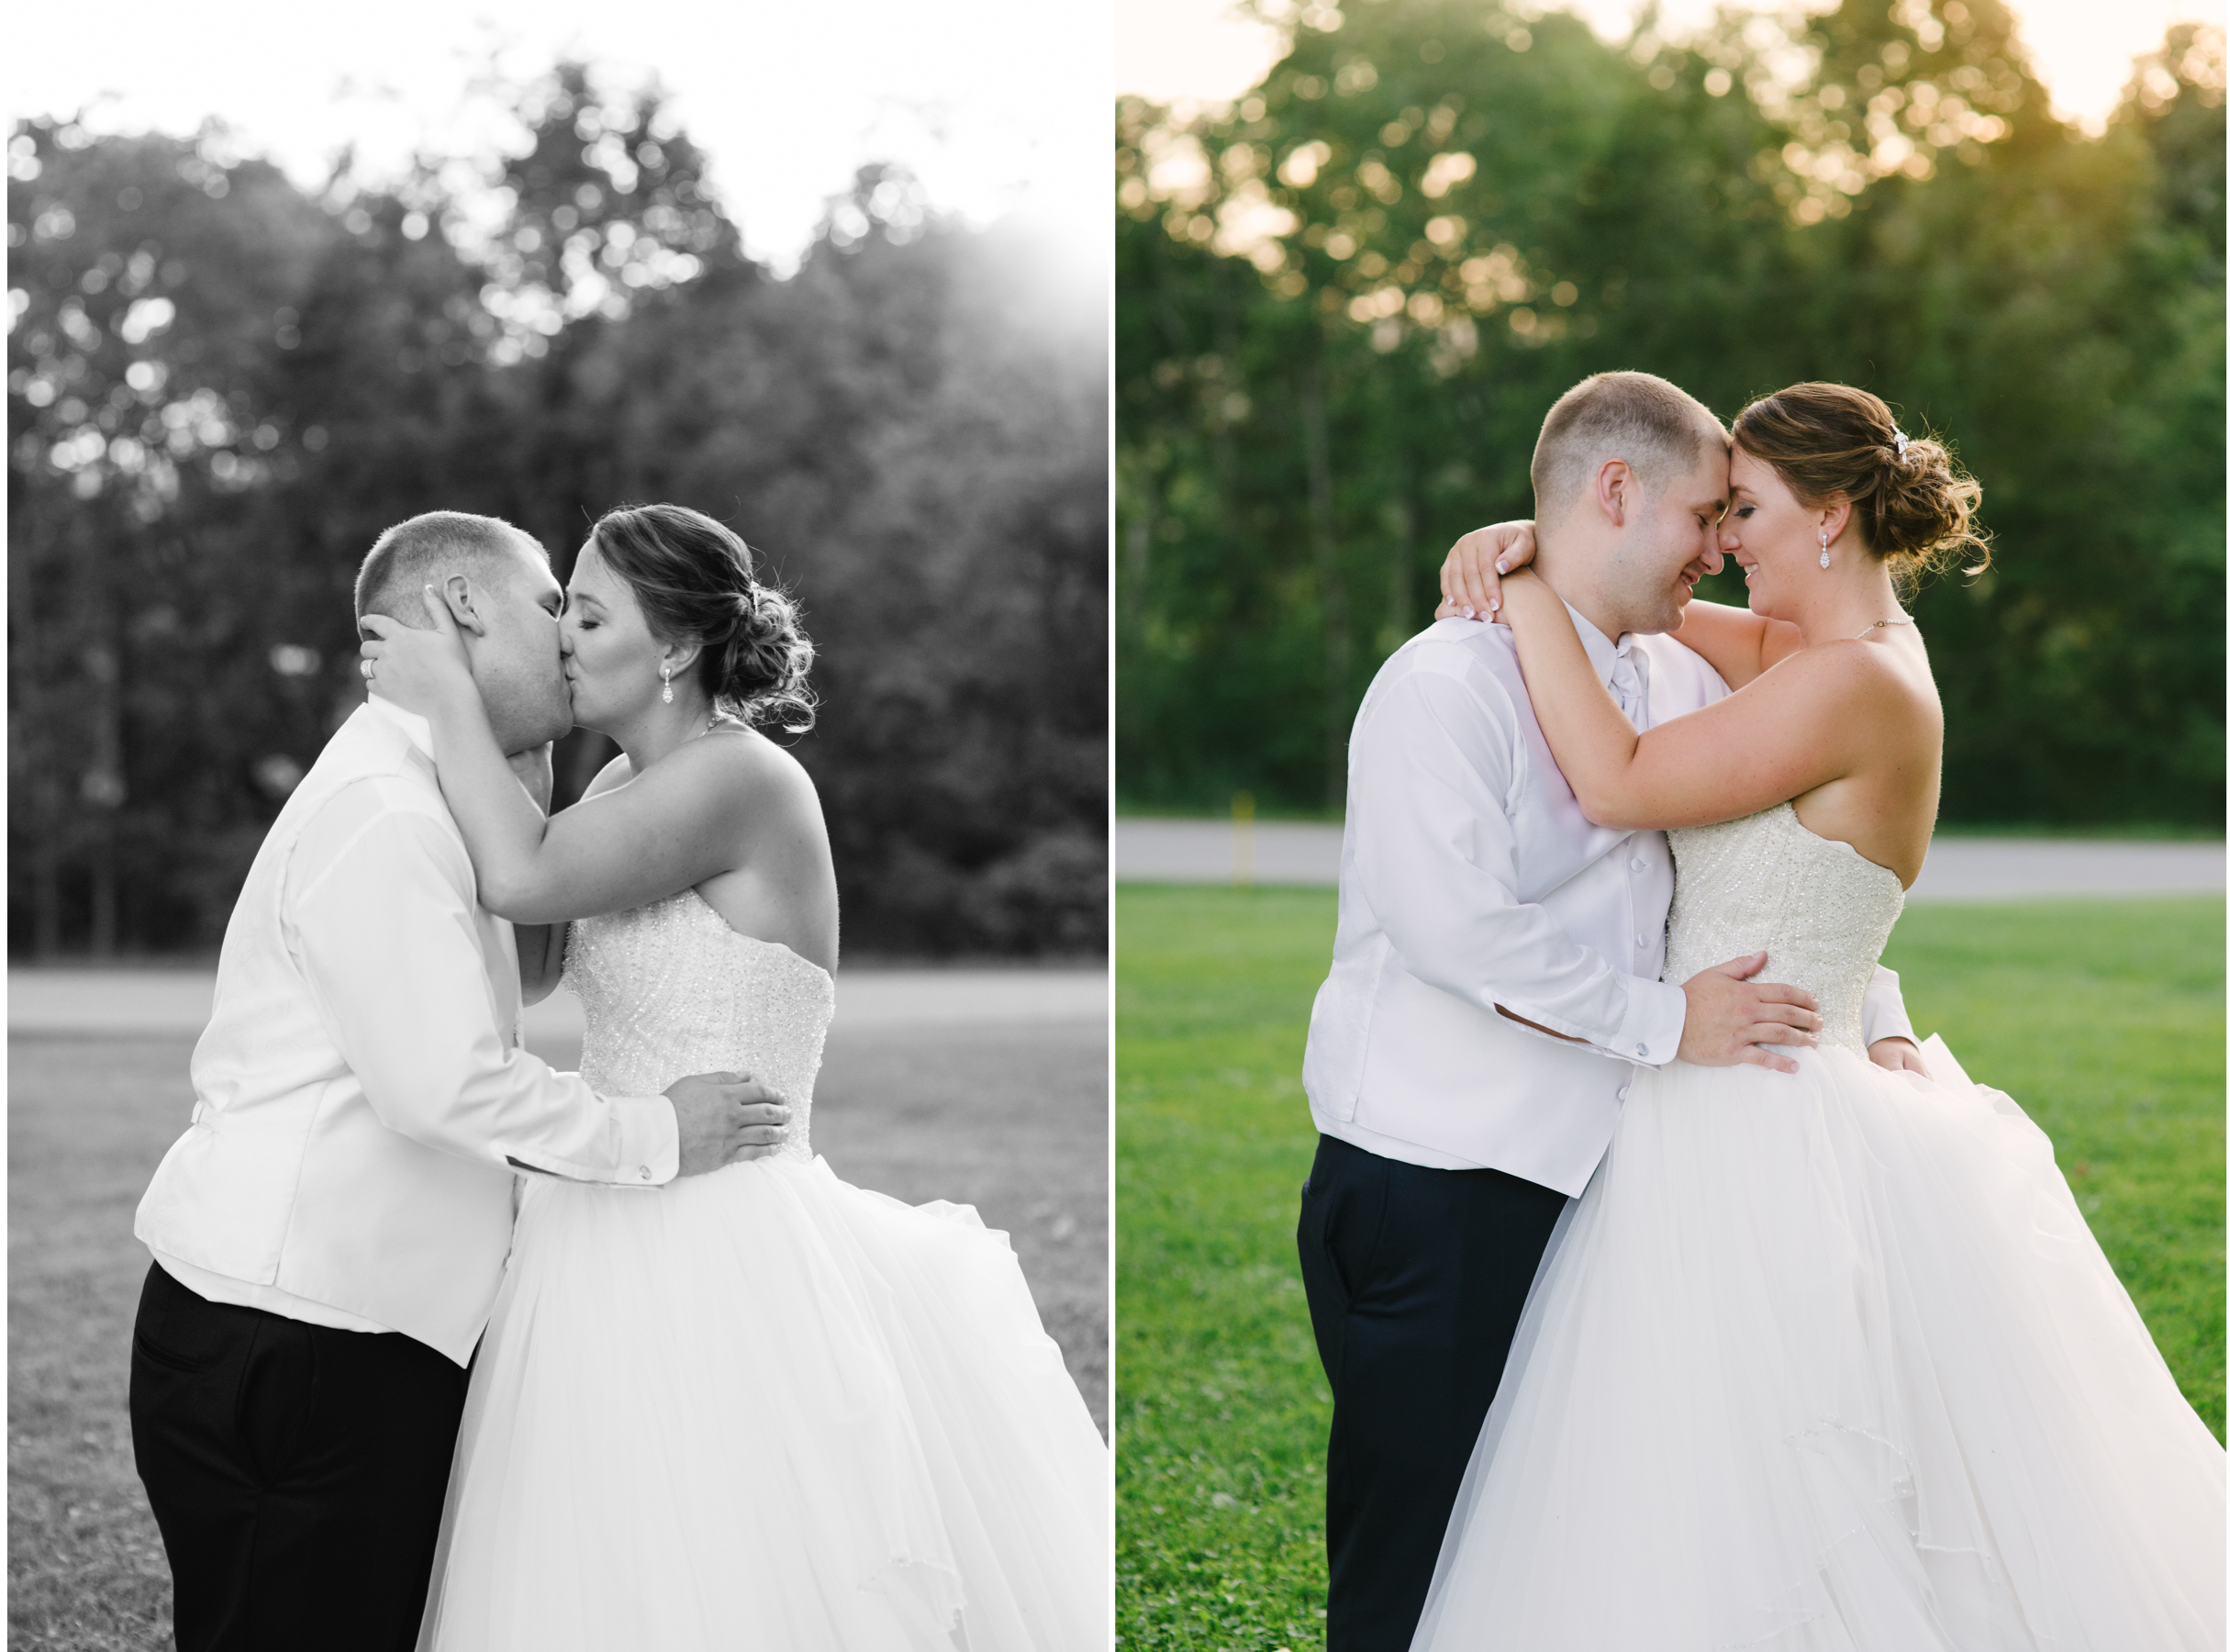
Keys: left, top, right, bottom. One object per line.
{"left": 9, "top": 1013, "right": 1106, "bottom": 1652}
{"left": 1115, "top": 887, "right": 2225, "bottom": 1651}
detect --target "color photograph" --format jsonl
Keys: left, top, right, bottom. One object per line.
{"left": 1116, "top": 1, "right": 2224, "bottom": 1647}
{"left": 8, "top": 5, "right": 1111, "bottom": 1647}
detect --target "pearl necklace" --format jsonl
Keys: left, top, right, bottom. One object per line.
{"left": 1854, "top": 616, "right": 1915, "bottom": 640}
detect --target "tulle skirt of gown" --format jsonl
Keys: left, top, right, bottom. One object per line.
{"left": 1412, "top": 1036, "right": 2224, "bottom": 1652}
{"left": 417, "top": 1154, "right": 1109, "bottom": 1651}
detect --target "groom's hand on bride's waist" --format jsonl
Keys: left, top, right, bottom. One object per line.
{"left": 1677, "top": 954, "right": 1822, "bottom": 1075}
{"left": 665, "top": 1071, "right": 793, "bottom": 1175}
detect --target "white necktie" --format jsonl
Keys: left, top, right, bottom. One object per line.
{"left": 1610, "top": 642, "right": 1651, "bottom": 731}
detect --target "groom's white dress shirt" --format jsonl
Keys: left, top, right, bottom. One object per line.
{"left": 1303, "top": 612, "right": 1915, "bottom": 1198}
{"left": 136, "top": 697, "right": 677, "bottom": 1366}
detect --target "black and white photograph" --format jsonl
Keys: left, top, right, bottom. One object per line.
{"left": 7, "top": 4, "right": 1110, "bottom": 1647}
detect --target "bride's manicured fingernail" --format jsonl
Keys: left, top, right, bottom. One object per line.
{"left": 1489, "top": 598, "right": 1500, "bottom": 612}
{"left": 1496, "top": 560, "right": 1510, "bottom": 574}
{"left": 1462, "top": 606, "right": 1475, "bottom": 618}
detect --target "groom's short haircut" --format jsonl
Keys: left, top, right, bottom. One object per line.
{"left": 1531, "top": 372, "right": 1728, "bottom": 527}
{"left": 354, "top": 511, "right": 548, "bottom": 625}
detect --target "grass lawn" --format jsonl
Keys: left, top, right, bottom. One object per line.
{"left": 8, "top": 1015, "right": 1106, "bottom": 1651}
{"left": 1114, "top": 887, "right": 2225, "bottom": 1651}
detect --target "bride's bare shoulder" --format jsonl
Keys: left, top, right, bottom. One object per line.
{"left": 583, "top": 729, "right": 821, "bottom": 831}
{"left": 1767, "top": 633, "right": 1939, "bottom": 735}
{"left": 681, "top": 724, "right": 827, "bottom": 826}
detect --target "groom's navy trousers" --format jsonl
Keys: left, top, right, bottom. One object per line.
{"left": 128, "top": 1262, "right": 469, "bottom": 1651}
{"left": 1298, "top": 1133, "right": 1569, "bottom": 1652}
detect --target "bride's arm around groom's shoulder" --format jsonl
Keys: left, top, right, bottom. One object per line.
{"left": 455, "top": 730, "right": 818, "bottom": 927}
{"left": 1659, "top": 599, "right": 1803, "bottom": 691}
{"left": 1438, "top": 519, "right": 1801, "bottom": 689}
{"left": 1495, "top": 570, "right": 1925, "bottom": 834}
{"left": 363, "top": 587, "right": 824, "bottom": 932}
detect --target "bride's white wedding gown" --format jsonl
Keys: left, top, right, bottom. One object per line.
{"left": 417, "top": 891, "right": 1108, "bottom": 1651}
{"left": 1413, "top": 803, "right": 2224, "bottom": 1651}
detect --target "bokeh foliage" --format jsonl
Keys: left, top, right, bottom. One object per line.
{"left": 9, "top": 66, "right": 1106, "bottom": 957}
{"left": 1117, "top": 0, "right": 2224, "bottom": 821}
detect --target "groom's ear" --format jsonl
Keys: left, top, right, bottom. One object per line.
{"left": 1594, "top": 458, "right": 1635, "bottom": 528}
{"left": 438, "top": 574, "right": 491, "bottom": 639}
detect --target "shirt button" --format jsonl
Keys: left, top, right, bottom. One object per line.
{"left": 1617, "top": 1086, "right": 1631, "bottom": 1100}
{"left": 1635, "top": 1044, "right": 1649, "bottom": 1058}
{"left": 639, "top": 1166, "right": 652, "bottom": 1181}
{"left": 1635, "top": 934, "right": 1647, "bottom": 948}
{"left": 1630, "top": 857, "right": 1645, "bottom": 871}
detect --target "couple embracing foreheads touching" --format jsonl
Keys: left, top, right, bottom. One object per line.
{"left": 129, "top": 503, "right": 1107, "bottom": 1651}
{"left": 1299, "top": 372, "right": 2224, "bottom": 1650}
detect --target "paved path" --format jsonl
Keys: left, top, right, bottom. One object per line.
{"left": 1117, "top": 817, "right": 2225, "bottom": 902}
{"left": 7, "top": 966, "right": 1107, "bottom": 1040}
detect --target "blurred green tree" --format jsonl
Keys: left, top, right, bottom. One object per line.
{"left": 8, "top": 66, "right": 1106, "bottom": 957}
{"left": 1116, "top": 0, "right": 2223, "bottom": 825}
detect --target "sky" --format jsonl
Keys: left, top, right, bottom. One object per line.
{"left": 7, "top": 2, "right": 2212, "bottom": 269}
{"left": 6, "top": 0, "right": 1107, "bottom": 273}
{"left": 1119, "top": 0, "right": 2225, "bottom": 131}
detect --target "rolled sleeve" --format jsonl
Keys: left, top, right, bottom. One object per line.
{"left": 287, "top": 798, "right": 678, "bottom": 1186}
{"left": 1352, "top": 665, "right": 1676, "bottom": 1065}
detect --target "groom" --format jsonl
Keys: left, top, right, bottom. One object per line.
{"left": 1297, "top": 373, "right": 1921, "bottom": 1650}
{"left": 129, "top": 511, "right": 789, "bottom": 1652}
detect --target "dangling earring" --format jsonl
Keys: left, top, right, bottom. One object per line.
{"left": 1818, "top": 526, "right": 1832, "bottom": 571}
{"left": 661, "top": 659, "right": 674, "bottom": 704}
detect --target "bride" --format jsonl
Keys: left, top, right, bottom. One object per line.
{"left": 1419, "top": 383, "right": 2223, "bottom": 1648}
{"left": 359, "top": 503, "right": 1106, "bottom": 1650}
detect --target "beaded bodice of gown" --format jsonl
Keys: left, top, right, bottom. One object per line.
{"left": 1660, "top": 802, "right": 1906, "bottom": 1056}
{"left": 563, "top": 889, "right": 834, "bottom": 1164}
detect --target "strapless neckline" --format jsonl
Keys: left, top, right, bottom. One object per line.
{"left": 563, "top": 887, "right": 838, "bottom": 1164}
{"left": 1778, "top": 804, "right": 1911, "bottom": 892}
{"left": 1661, "top": 801, "right": 1909, "bottom": 1055}
{"left": 662, "top": 887, "right": 833, "bottom": 988}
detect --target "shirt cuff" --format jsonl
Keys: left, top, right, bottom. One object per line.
{"left": 504, "top": 1093, "right": 678, "bottom": 1188}
{"left": 1859, "top": 966, "right": 1917, "bottom": 1048}
{"left": 1608, "top": 977, "right": 1686, "bottom": 1067}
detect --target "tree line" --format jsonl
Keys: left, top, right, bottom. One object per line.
{"left": 1117, "top": 0, "right": 2224, "bottom": 826}
{"left": 9, "top": 64, "right": 1107, "bottom": 957}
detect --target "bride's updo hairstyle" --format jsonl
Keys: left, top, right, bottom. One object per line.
{"left": 587, "top": 503, "right": 817, "bottom": 733}
{"left": 1732, "top": 383, "right": 1989, "bottom": 585}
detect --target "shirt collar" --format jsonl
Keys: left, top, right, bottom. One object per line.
{"left": 363, "top": 692, "right": 436, "bottom": 761}
{"left": 1564, "top": 602, "right": 1633, "bottom": 689}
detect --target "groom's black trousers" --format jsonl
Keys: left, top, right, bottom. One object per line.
{"left": 1298, "top": 1133, "right": 1570, "bottom": 1652}
{"left": 128, "top": 1262, "right": 469, "bottom": 1651}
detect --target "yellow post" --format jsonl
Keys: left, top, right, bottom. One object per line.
{"left": 1232, "top": 790, "right": 1255, "bottom": 889}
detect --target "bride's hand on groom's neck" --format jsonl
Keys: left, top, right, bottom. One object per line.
{"left": 1435, "top": 519, "right": 1538, "bottom": 620}
{"left": 1433, "top": 566, "right": 1544, "bottom": 630}
{"left": 358, "top": 586, "right": 480, "bottom": 719}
